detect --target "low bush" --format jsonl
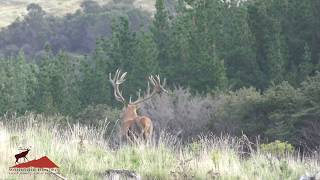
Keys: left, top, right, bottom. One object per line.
{"left": 212, "top": 87, "right": 262, "bottom": 136}
{"left": 140, "top": 87, "right": 216, "bottom": 140}
{"left": 260, "top": 140, "right": 294, "bottom": 157}
{"left": 211, "top": 73, "right": 320, "bottom": 149}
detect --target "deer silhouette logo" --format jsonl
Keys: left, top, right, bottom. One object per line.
{"left": 15, "top": 147, "right": 30, "bottom": 164}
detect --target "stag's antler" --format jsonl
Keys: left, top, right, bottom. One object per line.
{"left": 18, "top": 146, "right": 31, "bottom": 150}
{"left": 130, "top": 74, "right": 168, "bottom": 105}
{"left": 109, "top": 69, "right": 127, "bottom": 104}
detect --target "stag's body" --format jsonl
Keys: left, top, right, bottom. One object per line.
{"left": 120, "top": 103, "right": 154, "bottom": 142}
{"left": 135, "top": 116, "right": 153, "bottom": 140}
{"left": 15, "top": 149, "right": 30, "bottom": 163}
{"left": 109, "top": 69, "right": 166, "bottom": 143}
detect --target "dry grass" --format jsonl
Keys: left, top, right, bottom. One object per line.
{"left": 0, "top": 0, "right": 155, "bottom": 28}
{"left": 0, "top": 113, "right": 319, "bottom": 179}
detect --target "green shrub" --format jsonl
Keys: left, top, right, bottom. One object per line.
{"left": 260, "top": 140, "right": 294, "bottom": 157}
{"left": 212, "top": 87, "right": 262, "bottom": 136}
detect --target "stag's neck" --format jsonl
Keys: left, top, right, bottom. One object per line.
{"left": 122, "top": 109, "right": 138, "bottom": 121}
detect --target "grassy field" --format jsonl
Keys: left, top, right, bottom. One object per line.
{"left": 0, "top": 114, "right": 319, "bottom": 179}
{"left": 0, "top": 0, "right": 155, "bottom": 28}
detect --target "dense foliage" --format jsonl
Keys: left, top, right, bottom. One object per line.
{"left": 0, "top": 1, "right": 151, "bottom": 58}
{"left": 211, "top": 74, "right": 320, "bottom": 149}
{"left": 0, "top": 0, "right": 319, "bottom": 148}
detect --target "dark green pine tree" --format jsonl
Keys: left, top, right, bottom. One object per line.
{"left": 34, "top": 50, "right": 57, "bottom": 114}
{"left": 168, "top": 0, "right": 227, "bottom": 92}
{"left": 298, "top": 44, "right": 313, "bottom": 82}
{"left": 152, "top": 0, "right": 171, "bottom": 75}
{"left": 106, "top": 17, "right": 137, "bottom": 100}
{"left": 128, "top": 31, "right": 159, "bottom": 100}
{"left": 216, "top": 0, "right": 260, "bottom": 89}
{"left": 110, "top": 17, "right": 136, "bottom": 71}
{"left": 0, "top": 52, "right": 37, "bottom": 115}
{"left": 15, "top": 52, "right": 38, "bottom": 114}
{"left": 247, "top": 0, "right": 286, "bottom": 89}
{"left": 34, "top": 47, "right": 81, "bottom": 115}
{"left": 53, "top": 52, "right": 81, "bottom": 116}
{"left": 79, "top": 55, "right": 96, "bottom": 107}
{"left": 79, "top": 38, "right": 112, "bottom": 106}
{"left": 310, "top": 0, "right": 320, "bottom": 68}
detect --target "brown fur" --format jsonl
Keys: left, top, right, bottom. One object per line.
{"left": 121, "top": 105, "right": 153, "bottom": 142}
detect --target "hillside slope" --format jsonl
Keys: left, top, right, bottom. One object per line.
{"left": 0, "top": 0, "right": 155, "bottom": 27}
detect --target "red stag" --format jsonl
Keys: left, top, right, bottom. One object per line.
{"left": 15, "top": 148, "right": 30, "bottom": 164}
{"left": 109, "top": 69, "right": 167, "bottom": 142}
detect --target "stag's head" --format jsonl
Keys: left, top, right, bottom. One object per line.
{"left": 109, "top": 69, "right": 167, "bottom": 117}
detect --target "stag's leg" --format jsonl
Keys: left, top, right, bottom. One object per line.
{"left": 122, "top": 131, "right": 133, "bottom": 144}
{"left": 127, "top": 129, "right": 138, "bottom": 144}
{"left": 129, "top": 120, "right": 145, "bottom": 144}
{"left": 134, "top": 117, "right": 145, "bottom": 140}
{"left": 148, "top": 124, "right": 153, "bottom": 142}
{"left": 15, "top": 158, "right": 19, "bottom": 164}
{"left": 121, "top": 120, "right": 134, "bottom": 144}
{"left": 144, "top": 124, "right": 153, "bottom": 143}
{"left": 139, "top": 116, "right": 153, "bottom": 143}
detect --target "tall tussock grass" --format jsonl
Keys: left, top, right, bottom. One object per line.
{"left": 0, "top": 113, "right": 319, "bottom": 179}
